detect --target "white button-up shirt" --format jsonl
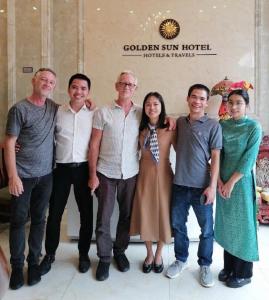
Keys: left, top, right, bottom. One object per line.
{"left": 93, "top": 101, "right": 142, "bottom": 179}
{"left": 55, "top": 103, "right": 94, "bottom": 163}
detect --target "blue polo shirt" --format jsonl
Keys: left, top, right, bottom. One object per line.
{"left": 174, "top": 115, "right": 222, "bottom": 188}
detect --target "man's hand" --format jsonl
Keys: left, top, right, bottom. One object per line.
{"left": 88, "top": 173, "right": 100, "bottom": 193}
{"left": 165, "top": 116, "right": 176, "bottom": 131}
{"left": 85, "top": 98, "right": 96, "bottom": 111}
{"left": 8, "top": 176, "right": 24, "bottom": 197}
{"left": 15, "top": 142, "right": 20, "bottom": 153}
{"left": 203, "top": 186, "right": 216, "bottom": 205}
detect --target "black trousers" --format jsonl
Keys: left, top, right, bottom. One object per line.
{"left": 95, "top": 172, "right": 137, "bottom": 263}
{"left": 45, "top": 163, "right": 93, "bottom": 256}
{"left": 10, "top": 173, "right": 53, "bottom": 267}
{"left": 224, "top": 250, "right": 253, "bottom": 278}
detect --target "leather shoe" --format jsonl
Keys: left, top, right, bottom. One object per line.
{"left": 9, "top": 268, "right": 24, "bottom": 290}
{"left": 226, "top": 276, "right": 251, "bottom": 288}
{"left": 28, "top": 265, "right": 41, "bottom": 286}
{"left": 114, "top": 254, "right": 130, "bottom": 272}
{"left": 142, "top": 260, "right": 153, "bottom": 273}
{"left": 154, "top": 259, "right": 164, "bottom": 273}
{"left": 78, "top": 254, "right": 91, "bottom": 273}
{"left": 218, "top": 269, "right": 231, "bottom": 282}
{"left": 39, "top": 254, "right": 55, "bottom": 276}
{"left": 96, "top": 261, "right": 110, "bottom": 281}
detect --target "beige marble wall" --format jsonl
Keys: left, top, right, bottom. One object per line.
{"left": 257, "top": 0, "right": 269, "bottom": 133}
{"left": 84, "top": 0, "right": 255, "bottom": 117}
{"left": 0, "top": 0, "right": 7, "bottom": 141}
{"left": 53, "top": 0, "right": 79, "bottom": 104}
{"left": 0, "top": 0, "right": 268, "bottom": 143}
{"left": 15, "top": 0, "right": 42, "bottom": 101}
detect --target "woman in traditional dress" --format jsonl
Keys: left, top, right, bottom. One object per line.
{"left": 130, "top": 92, "right": 176, "bottom": 273}
{"left": 215, "top": 89, "right": 262, "bottom": 288}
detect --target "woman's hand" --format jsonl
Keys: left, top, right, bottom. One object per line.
{"left": 220, "top": 180, "right": 235, "bottom": 199}
{"left": 217, "top": 178, "right": 225, "bottom": 198}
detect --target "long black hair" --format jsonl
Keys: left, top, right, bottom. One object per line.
{"left": 139, "top": 92, "right": 167, "bottom": 131}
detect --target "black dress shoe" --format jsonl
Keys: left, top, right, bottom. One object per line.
{"left": 28, "top": 265, "right": 41, "bottom": 286}
{"left": 218, "top": 269, "right": 231, "bottom": 282}
{"left": 78, "top": 254, "right": 91, "bottom": 273}
{"left": 154, "top": 259, "right": 164, "bottom": 273}
{"left": 226, "top": 276, "right": 251, "bottom": 288}
{"left": 9, "top": 268, "right": 24, "bottom": 290}
{"left": 142, "top": 260, "right": 153, "bottom": 273}
{"left": 96, "top": 261, "right": 110, "bottom": 281}
{"left": 114, "top": 254, "right": 130, "bottom": 272}
{"left": 39, "top": 254, "right": 55, "bottom": 276}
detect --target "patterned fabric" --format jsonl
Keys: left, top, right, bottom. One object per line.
{"left": 92, "top": 102, "right": 141, "bottom": 179}
{"left": 214, "top": 116, "right": 262, "bottom": 262}
{"left": 149, "top": 128, "right": 159, "bottom": 163}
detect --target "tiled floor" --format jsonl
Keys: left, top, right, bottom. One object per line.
{"left": 0, "top": 222, "right": 268, "bottom": 300}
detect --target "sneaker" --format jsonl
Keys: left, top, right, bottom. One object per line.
{"left": 39, "top": 254, "right": 55, "bottom": 276}
{"left": 199, "top": 266, "right": 214, "bottom": 287}
{"left": 114, "top": 254, "right": 130, "bottom": 272}
{"left": 166, "top": 260, "right": 188, "bottom": 279}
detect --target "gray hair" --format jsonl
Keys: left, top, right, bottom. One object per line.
{"left": 34, "top": 67, "right": 56, "bottom": 77}
{"left": 116, "top": 70, "right": 138, "bottom": 86}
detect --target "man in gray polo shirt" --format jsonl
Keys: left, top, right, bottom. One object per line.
{"left": 166, "top": 84, "right": 222, "bottom": 288}
{"left": 4, "top": 68, "right": 58, "bottom": 290}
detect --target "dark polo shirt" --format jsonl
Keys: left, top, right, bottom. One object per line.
{"left": 174, "top": 115, "right": 222, "bottom": 188}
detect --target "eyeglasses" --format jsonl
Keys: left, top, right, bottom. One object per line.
{"left": 117, "top": 82, "right": 136, "bottom": 89}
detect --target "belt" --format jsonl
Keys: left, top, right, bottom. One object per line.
{"left": 56, "top": 162, "right": 87, "bottom": 168}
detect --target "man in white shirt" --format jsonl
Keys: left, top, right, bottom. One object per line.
{"left": 39, "top": 73, "right": 94, "bottom": 275}
{"left": 88, "top": 71, "right": 140, "bottom": 281}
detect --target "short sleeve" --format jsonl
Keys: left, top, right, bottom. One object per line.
{"left": 5, "top": 106, "right": 24, "bottom": 137}
{"left": 209, "top": 122, "right": 222, "bottom": 150}
{"left": 92, "top": 108, "right": 105, "bottom": 130}
{"left": 235, "top": 122, "right": 262, "bottom": 175}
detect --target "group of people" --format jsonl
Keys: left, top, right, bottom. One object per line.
{"left": 4, "top": 68, "right": 262, "bottom": 291}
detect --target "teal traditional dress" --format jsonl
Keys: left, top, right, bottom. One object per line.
{"left": 214, "top": 116, "right": 262, "bottom": 262}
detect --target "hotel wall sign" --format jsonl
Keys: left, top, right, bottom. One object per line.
{"left": 159, "top": 19, "right": 180, "bottom": 40}
{"left": 122, "top": 18, "right": 217, "bottom": 59}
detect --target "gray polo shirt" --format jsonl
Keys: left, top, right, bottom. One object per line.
{"left": 6, "top": 98, "right": 58, "bottom": 178}
{"left": 93, "top": 101, "right": 141, "bottom": 179}
{"left": 174, "top": 115, "right": 222, "bottom": 188}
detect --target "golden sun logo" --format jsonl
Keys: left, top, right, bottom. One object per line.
{"left": 159, "top": 19, "right": 180, "bottom": 40}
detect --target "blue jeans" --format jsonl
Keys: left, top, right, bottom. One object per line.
{"left": 171, "top": 184, "right": 213, "bottom": 266}
{"left": 9, "top": 173, "right": 53, "bottom": 267}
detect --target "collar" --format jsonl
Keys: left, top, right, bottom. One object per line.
{"left": 186, "top": 114, "right": 208, "bottom": 123}
{"left": 148, "top": 123, "right": 157, "bottom": 130}
{"left": 63, "top": 102, "right": 87, "bottom": 113}
{"left": 112, "top": 100, "right": 139, "bottom": 112}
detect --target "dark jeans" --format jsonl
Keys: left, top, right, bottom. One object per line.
{"left": 171, "top": 184, "right": 214, "bottom": 266}
{"left": 95, "top": 172, "right": 137, "bottom": 263}
{"left": 9, "top": 173, "right": 53, "bottom": 268}
{"left": 224, "top": 250, "right": 253, "bottom": 278}
{"left": 45, "top": 163, "right": 93, "bottom": 256}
